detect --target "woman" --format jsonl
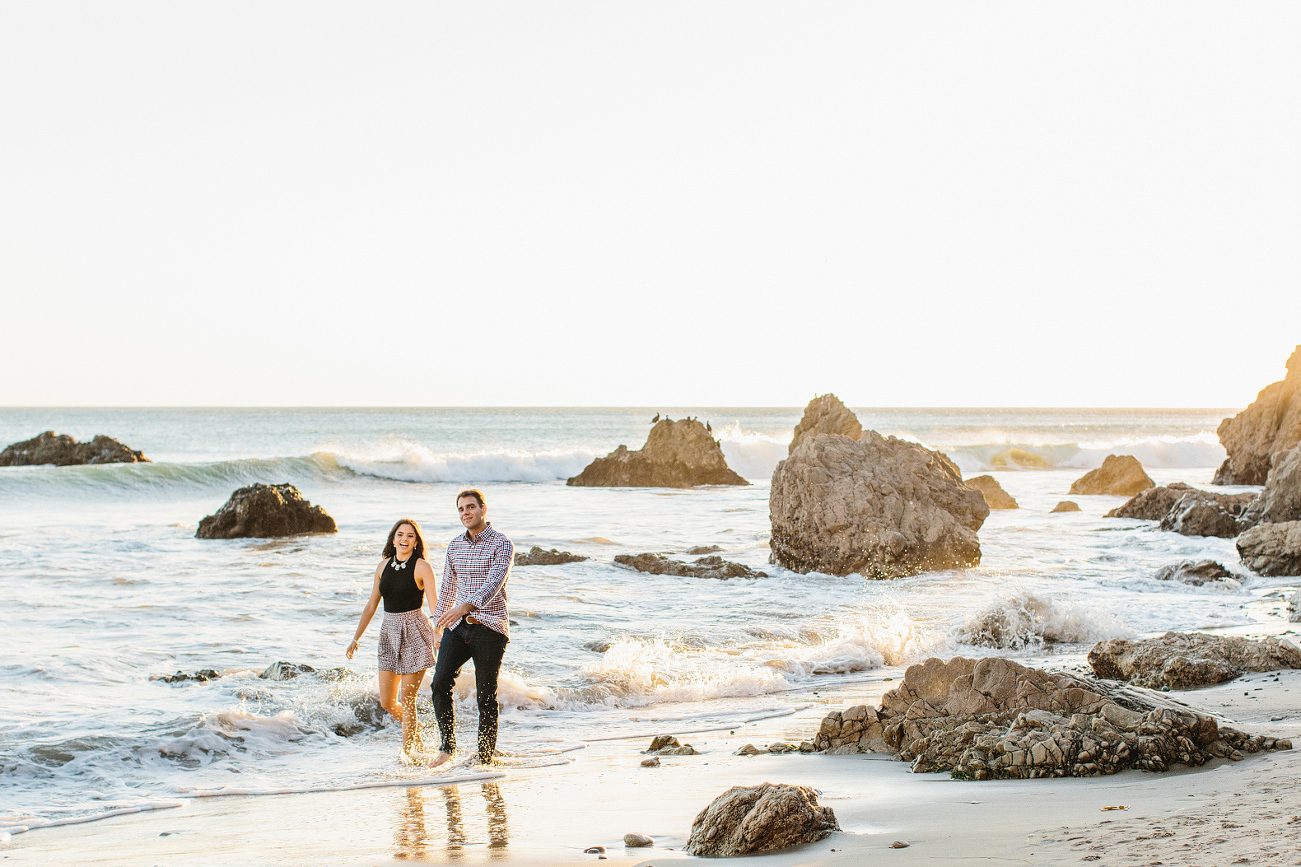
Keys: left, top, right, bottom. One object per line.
{"left": 346, "top": 518, "right": 439, "bottom": 762}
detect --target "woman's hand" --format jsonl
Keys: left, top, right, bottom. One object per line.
{"left": 346, "top": 638, "right": 359, "bottom": 659}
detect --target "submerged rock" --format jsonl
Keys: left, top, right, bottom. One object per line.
{"left": 686, "top": 545, "right": 724, "bottom": 555}
{"left": 0, "top": 430, "right": 148, "bottom": 466}
{"left": 1236, "top": 520, "right": 1301, "bottom": 576}
{"left": 788, "top": 393, "right": 863, "bottom": 454}
{"left": 260, "top": 661, "right": 318, "bottom": 681}
{"left": 1240, "top": 443, "right": 1301, "bottom": 529}
{"left": 614, "top": 552, "right": 766, "bottom": 579}
{"left": 965, "top": 475, "right": 1019, "bottom": 509}
{"left": 1069, "top": 455, "right": 1154, "bottom": 497}
{"left": 514, "top": 546, "right": 588, "bottom": 566}
{"left": 1152, "top": 560, "right": 1239, "bottom": 587}
{"left": 1050, "top": 501, "right": 1081, "bottom": 513}
{"left": 811, "top": 656, "right": 1291, "bottom": 779}
{"left": 568, "top": 418, "right": 747, "bottom": 488}
{"left": 770, "top": 421, "right": 988, "bottom": 578}
{"left": 684, "top": 783, "right": 839, "bottom": 857}
{"left": 196, "top": 484, "right": 337, "bottom": 539}
{"left": 150, "top": 669, "right": 220, "bottom": 684}
{"left": 1214, "top": 345, "right": 1301, "bottom": 485}
{"left": 1087, "top": 633, "right": 1301, "bottom": 690}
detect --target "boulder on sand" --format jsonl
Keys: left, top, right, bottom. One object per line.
{"left": 567, "top": 419, "right": 747, "bottom": 488}
{"left": 1069, "top": 455, "right": 1154, "bottom": 497}
{"left": 788, "top": 393, "right": 862, "bottom": 454}
{"left": 196, "top": 483, "right": 337, "bottom": 539}
{"left": 0, "top": 430, "right": 148, "bottom": 466}
{"left": 769, "top": 426, "right": 988, "bottom": 578}
{"left": 1240, "top": 443, "right": 1301, "bottom": 529}
{"left": 1214, "top": 345, "right": 1301, "bottom": 485}
{"left": 811, "top": 656, "right": 1291, "bottom": 779}
{"left": 1087, "top": 632, "right": 1301, "bottom": 690}
{"left": 1236, "top": 521, "right": 1301, "bottom": 577}
{"left": 684, "top": 783, "right": 839, "bottom": 857}
{"left": 965, "top": 475, "right": 1019, "bottom": 509}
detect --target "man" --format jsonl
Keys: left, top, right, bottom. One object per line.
{"left": 428, "top": 488, "right": 513, "bottom": 767}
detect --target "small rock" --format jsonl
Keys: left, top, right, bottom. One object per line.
{"left": 260, "top": 661, "right": 317, "bottom": 681}
{"left": 647, "top": 735, "right": 679, "bottom": 751}
{"left": 891, "top": 840, "right": 910, "bottom": 848}
{"left": 615, "top": 552, "right": 767, "bottom": 580}
{"left": 684, "top": 783, "right": 839, "bottom": 857}
{"left": 1050, "top": 501, "right": 1081, "bottom": 513}
{"left": 624, "top": 833, "right": 653, "bottom": 847}
{"left": 641, "top": 757, "right": 660, "bottom": 767}
{"left": 687, "top": 545, "right": 724, "bottom": 554}
{"left": 735, "top": 743, "right": 764, "bottom": 756}
{"left": 583, "top": 846, "right": 605, "bottom": 854}
{"left": 1069, "top": 455, "right": 1154, "bottom": 496}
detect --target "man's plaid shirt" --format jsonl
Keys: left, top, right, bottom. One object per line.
{"left": 437, "top": 523, "right": 513, "bottom": 638}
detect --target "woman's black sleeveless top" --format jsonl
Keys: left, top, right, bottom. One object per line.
{"left": 380, "top": 556, "right": 424, "bottom": 613}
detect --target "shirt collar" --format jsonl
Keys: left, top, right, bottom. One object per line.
{"left": 463, "top": 522, "right": 494, "bottom": 544}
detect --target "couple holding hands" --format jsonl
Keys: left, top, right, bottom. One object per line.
{"left": 346, "top": 488, "right": 512, "bottom": 768}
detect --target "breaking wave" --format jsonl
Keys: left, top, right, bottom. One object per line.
{"left": 954, "top": 591, "right": 1132, "bottom": 650}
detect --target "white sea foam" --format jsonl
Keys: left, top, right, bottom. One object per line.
{"left": 716, "top": 424, "right": 790, "bottom": 480}
{"left": 941, "top": 432, "right": 1226, "bottom": 474}
{"left": 954, "top": 591, "right": 1132, "bottom": 650}
{"left": 329, "top": 442, "right": 599, "bottom": 483}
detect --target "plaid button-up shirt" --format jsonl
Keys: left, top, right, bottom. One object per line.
{"left": 437, "top": 523, "right": 513, "bottom": 638}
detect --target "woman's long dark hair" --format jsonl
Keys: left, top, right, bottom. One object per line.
{"left": 383, "top": 518, "right": 426, "bottom": 562}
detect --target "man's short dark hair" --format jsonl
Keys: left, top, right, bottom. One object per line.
{"left": 456, "top": 488, "right": 485, "bottom": 507}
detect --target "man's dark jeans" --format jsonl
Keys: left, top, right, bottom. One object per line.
{"left": 430, "top": 621, "right": 508, "bottom": 763}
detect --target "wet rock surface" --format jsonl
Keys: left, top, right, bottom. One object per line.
{"left": 1087, "top": 633, "right": 1301, "bottom": 690}
{"left": 1240, "top": 443, "right": 1301, "bottom": 529}
{"left": 1236, "top": 520, "right": 1301, "bottom": 576}
{"left": 1214, "top": 345, "right": 1301, "bottom": 485}
{"left": 684, "top": 782, "right": 839, "bottom": 857}
{"left": 568, "top": 418, "right": 747, "bottom": 488}
{"left": 0, "top": 430, "right": 149, "bottom": 466}
{"left": 196, "top": 483, "right": 337, "bottom": 539}
{"left": 1158, "top": 493, "right": 1242, "bottom": 537}
{"left": 1152, "top": 560, "right": 1239, "bottom": 587}
{"left": 965, "top": 475, "right": 1019, "bottom": 509}
{"left": 614, "top": 552, "right": 766, "bottom": 579}
{"left": 514, "top": 546, "right": 588, "bottom": 566}
{"left": 788, "top": 393, "right": 862, "bottom": 454}
{"left": 1069, "top": 455, "right": 1154, "bottom": 497}
{"left": 811, "top": 656, "right": 1291, "bottom": 779}
{"left": 150, "top": 669, "right": 220, "bottom": 683}
{"left": 259, "top": 661, "right": 318, "bottom": 681}
{"left": 643, "top": 735, "right": 700, "bottom": 756}
{"left": 1106, "top": 482, "right": 1255, "bottom": 528}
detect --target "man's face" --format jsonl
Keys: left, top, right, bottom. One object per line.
{"left": 458, "top": 496, "right": 486, "bottom": 531}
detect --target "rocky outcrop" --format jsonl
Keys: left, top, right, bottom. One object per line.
{"left": 1050, "top": 501, "right": 1081, "bottom": 513}
{"left": 1240, "top": 443, "right": 1301, "bottom": 529}
{"left": 614, "top": 553, "right": 766, "bottom": 579}
{"left": 811, "top": 656, "right": 1291, "bottom": 779}
{"left": 568, "top": 419, "right": 747, "bottom": 488}
{"left": 1069, "top": 455, "right": 1154, "bottom": 497}
{"left": 1106, "top": 482, "right": 1255, "bottom": 533}
{"left": 770, "top": 430, "right": 988, "bottom": 578}
{"left": 1158, "top": 494, "right": 1241, "bottom": 538}
{"left": 1152, "top": 560, "right": 1239, "bottom": 587}
{"left": 643, "top": 735, "right": 699, "bottom": 756}
{"left": 965, "top": 475, "right": 1018, "bottom": 509}
{"left": 684, "top": 783, "right": 839, "bottom": 857}
{"left": 1087, "top": 633, "right": 1301, "bottom": 690}
{"left": 514, "top": 546, "right": 588, "bottom": 566}
{"left": 1214, "top": 345, "right": 1301, "bottom": 485}
{"left": 1236, "top": 521, "right": 1301, "bottom": 576}
{"left": 196, "top": 484, "right": 337, "bottom": 539}
{"left": 788, "top": 394, "right": 862, "bottom": 454}
{"left": 0, "top": 431, "right": 148, "bottom": 466}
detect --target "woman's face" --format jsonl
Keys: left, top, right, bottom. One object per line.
{"left": 393, "top": 524, "right": 417, "bottom": 557}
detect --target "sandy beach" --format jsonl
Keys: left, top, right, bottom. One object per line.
{"left": 6, "top": 663, "right": 1298, "bottom": 867}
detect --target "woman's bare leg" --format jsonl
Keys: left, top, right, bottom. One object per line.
{"left": 399, "top": 671, "right": 427, "bottom": 756}
{"left": 377, "top": 670, "right": 405, "bottom": 757}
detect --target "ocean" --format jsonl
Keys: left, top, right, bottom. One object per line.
{"left": 1, "top": 405, "right": 1291, "bottom": 840}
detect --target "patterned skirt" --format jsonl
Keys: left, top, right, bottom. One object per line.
{"left": 376, "top": 609, "right": 436, "bottom": 674}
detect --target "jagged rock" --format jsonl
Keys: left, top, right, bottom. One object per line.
{"left": 1088, "top": 633, "right": 1301, "bottom": 690}
{"left": 150, "top": 669, "right": 220, "bottom": 683}
{"left": 260, "top": 661, "right": 317, "bottom": 681}
{"left": 788, "top": 394, "right": 862, "bottom": 454}
{"left": 684, "top": 783, "right": 839, "bottom": 857}
{"left": 1158, "top": 494, "right": 1241, "bottom": 538}
{"left": 1106, "top": 482, "right": 1256, "bottom": 524}
{"left": 1214, "top": 345, "right": 1301, "bottom": 485}
{"left": 686, "top": 545, "right": 723, "bottom": 555}
{"left": 965, "top": 475, "right": 1019, "bottom": 509}
{"left": 568, "top": 419, "right": 748, "bottom": 488}
{"left": 1152, "top": 560, "right": 1239, "bottom": 587}
{"left": 1240, "top": 443, "right": 1301, "bottom": 529}
{"left": 640, "top": 757, "right": 660, "bottom": 767}
{"left": 643, "top": 735, "right": 699, "bottom": 755}
{"left": 1050, "top": 501, "right": 1081, "bottom": 513}
{"left": 989, "top": 448, "right": 1051, "bottom": 469}
{"left": 770, "top": 428, "right": 988, "bottom": 578}
{"left": 1069, "top": 455, "right": 1154, "bottom": 497}
{"left": 614, "top": 553, "right": 766, "bottom": 579}
{"left": 811, "top": 656, "right": 1292, "bottom": 779}
{"left": 1237, "top": 521, "right": 1301, "bottom": 576}
{"left": 0, "top": 431, "right": 148, "bottom": 466}
{"left": 196, "top": 484, "right": 337, "bottom": 539}
{"left": 514, "top": 546, "right": 588, "bottom": 566}
{"left": 334, "top": 694, "right": 387, "bottom": 737}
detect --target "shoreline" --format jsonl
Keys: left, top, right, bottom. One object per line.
{"left": 6, "top": 665, "right": 1299, "bottom": 866}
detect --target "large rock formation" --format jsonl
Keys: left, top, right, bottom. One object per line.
{"left": 196, "top": 483, "right": 337, "bottom": 539}
{"left": 567, "top": 419, "right": 747, "bottom": 488}
{"left": 614, "top": 552, "right": 766, "bottom": 579}
{"left": 1236, "top": 521, "right": 1301, "bottom": 576}
{"left": 684, "top": 783, "right": 839, "bottom": 857}
{"left": 1214, "top": 345, "right": 1301, "bottom": 485}
{"left": 1087, "top": 633, "right": 1301, "bottom": 690}
{"left": 770, "top": 429, "right": 988, "bottom": 578}
{"left": 788, "top": 394, "right": 862, "bottom": 454}
{"left": 1106, "top": 482, "right": 1256, "bottom": 538}
{"left": 811, "top": 656, "right": 1290, "bottom": 779}
{"left": 1068, "top": 455, "right": 1154, "bottom": 497}
{"left": 1158, "top": 494, "right": 1242, "bottom": 538}
{"left": 1240, "top": 443, "right": 1301, "bottom": 529}
{"left": 965, "top": 475, "right": 1018, "bottom": 509}
{"left": 0, "top": 431, "right": 148, "bottom": 466}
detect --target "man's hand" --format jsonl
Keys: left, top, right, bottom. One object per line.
{"left": 437, "top": 602, "right": 476, "bottom": 629}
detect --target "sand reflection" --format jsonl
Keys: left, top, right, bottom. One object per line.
{"left": 394, "top": 783, "right": 509, "bottom": 860}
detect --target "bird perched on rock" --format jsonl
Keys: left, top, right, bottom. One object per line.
{"left": 706, "top": 422, "right": 712, "bottom": 433}
{"left": 651, "top": 413, "right": 660, "bottom": 423}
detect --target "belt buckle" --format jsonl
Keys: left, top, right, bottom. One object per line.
{"left": 464, "top": 614, "right": 480, "bottom": 626}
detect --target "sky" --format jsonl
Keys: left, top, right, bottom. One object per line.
{"left": 0, "top": 2, "right": 1297, "bottom": 408}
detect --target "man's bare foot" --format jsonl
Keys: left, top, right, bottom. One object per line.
{"left": 425, "top": 750, "right": 453, "bottom": 769}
